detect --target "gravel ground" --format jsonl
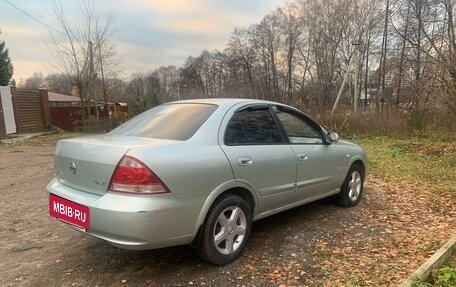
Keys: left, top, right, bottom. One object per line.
{"left": 0, "top": 136, "right": 454, "bottom": 287}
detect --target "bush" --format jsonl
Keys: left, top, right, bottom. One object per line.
{"left": 434, "top": 266, "right": 456, "bottom": 287}
{"left": 411, "top": 266, "right": 456, "bottom": 287}
{"left": 78, "top": 116, "right": 122, "bottom": 133}
{"left": 407, "top": 109, "right": 430, "bottom": 135}
{"left": 313, "top": 108, "right": 408, "bottom": 136}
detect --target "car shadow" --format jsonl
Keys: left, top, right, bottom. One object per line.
{"left": 35, "top": 194, "right": 365, "bottom": 286}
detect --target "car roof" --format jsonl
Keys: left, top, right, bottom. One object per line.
{"left": 166, "top": 98, "right": 280, "bottom": 109}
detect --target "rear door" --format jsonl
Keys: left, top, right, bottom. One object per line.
{"left": 220, "top": 106, "right": 296, "bottom": 213}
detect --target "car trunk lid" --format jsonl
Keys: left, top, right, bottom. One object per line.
{"left": 54, "top": 135, "right": 176, "bottom": 196}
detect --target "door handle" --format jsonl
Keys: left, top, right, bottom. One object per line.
{"left": 297, "top": 154, "right": 308, "bottom": 161}
{"left": 237, "top": 156, "right": 253, "bottom": 166}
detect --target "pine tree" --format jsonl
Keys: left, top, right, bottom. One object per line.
{"left": 0, "top": 35, "right": 14, "bottom": 86}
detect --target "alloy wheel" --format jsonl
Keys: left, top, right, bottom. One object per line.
{"left": 348, "top": 170, "right": 362, "bottom": 201}
{"left": 213, "top": 206, "right": 247, "bottom": 255}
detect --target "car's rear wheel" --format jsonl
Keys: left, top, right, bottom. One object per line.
{"left": 198, "top": 194, "right": 252, "bottom": 265}
{"left": 338, "top": 164, "right": 364, "bottom": 207}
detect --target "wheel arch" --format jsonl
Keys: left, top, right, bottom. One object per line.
{"left": 347, "top": 152, "right": 367, "bottom": 178}
{"left": 351, "top": 159, "right": 366, "bottom": 178}
{"left": 191, "top": 181, "right": 258, "bottom": 246}
{"left": 220, "top": 187, "right": 255, "bottom": 215}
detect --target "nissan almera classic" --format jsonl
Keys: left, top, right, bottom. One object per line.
{"left": 47, "top": 98, "right": 367, "bottom": 265}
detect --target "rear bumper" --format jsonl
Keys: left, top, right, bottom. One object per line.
{"left": 46, "top": 177, "right": 205, "bottom": 250}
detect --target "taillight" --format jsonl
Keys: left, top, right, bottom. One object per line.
{"left": 108, "top": 155, "right": 170, "bottom": 194}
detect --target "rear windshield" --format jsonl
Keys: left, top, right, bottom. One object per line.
{"left": 109, "top": 103, "right": 218, "bottom": 140}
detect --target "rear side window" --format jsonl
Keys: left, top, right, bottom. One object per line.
{"left": 109, "top": 103, "right": 217, "bottom": 140}
{"left": 224, "top": 109, "right": 282, "bottom": 145}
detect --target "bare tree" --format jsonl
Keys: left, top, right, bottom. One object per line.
{"left": 44, "top": 73, "right": 72, "bottom": 94}
{"left": 127, "top": 72, "right": 160, "bottom": 115}
{"left": 19, "top": 72, "right": 44, "bottom": 89}
{"left": 227, "top": 28, "right": 258, "bottom": 97}
{"left": 152, "top": 66, "right": 180, "bottom": 102}
{"left": 47, "top": 0, "right": 119, "bottom": 123}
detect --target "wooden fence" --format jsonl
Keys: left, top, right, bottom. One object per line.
{"left": 11, "top": 87, "right": 51, "bottom": 133}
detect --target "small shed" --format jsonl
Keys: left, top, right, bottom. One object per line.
{"left": 48, "top": 92, "right": 80, "bottom": 107}
{"left": 48, "top": 92, "right": 80, "bottom": 131}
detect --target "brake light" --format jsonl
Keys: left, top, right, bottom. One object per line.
{"left": 108, "top": 156, "right": 170, "bottom": 194}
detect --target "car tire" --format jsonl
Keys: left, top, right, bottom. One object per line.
{"left": 197, "top": 194, "right": 252, "bottom": 265}
{"left": 337, "top": 164, "right": 364, "bottom": 207}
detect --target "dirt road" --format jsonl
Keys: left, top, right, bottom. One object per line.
{"left": 0, "top": 135, "right": 454, "bottom": 287}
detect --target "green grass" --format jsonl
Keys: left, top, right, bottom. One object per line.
{"left": 411, "top": 254, "right": 456, "bottom": 287}
{"left": 352, "top": 134, "right": 456, "bottom": 194}
{"left": 352, "top": 134, "right": 456, "bottom": 286}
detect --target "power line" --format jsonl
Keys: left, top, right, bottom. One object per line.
{"left": 2, "top": 0, "right": 65, "bottom": 35}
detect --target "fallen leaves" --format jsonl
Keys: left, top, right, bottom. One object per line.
{"left": 310, "top": 175, "right": 456, "bottom": 286}
{"left": 231, "top": 174, "right": 455, "bottom": 287}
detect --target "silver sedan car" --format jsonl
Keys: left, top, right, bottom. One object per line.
{"left": 47, "top": 98, "right": 367, "bottom": 265}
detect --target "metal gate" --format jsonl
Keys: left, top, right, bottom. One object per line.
{"left": 0, "top": 86, "right": 16, "bottom": 134}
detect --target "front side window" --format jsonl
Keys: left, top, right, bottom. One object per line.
{"left": 224, "top": 109, "right": 282, "bottom": 145}
{"left": 109, "top": 103, "right": 217, "bottom": 140}
{"left": 275, "top": 109, "right": 323, "bottom": 144}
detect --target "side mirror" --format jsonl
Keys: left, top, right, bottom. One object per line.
{"left": 326, "top": 132, "right": 340, "bottom": 143}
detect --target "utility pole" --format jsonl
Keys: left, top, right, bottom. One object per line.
{"left": 353, "top": 42, "right": 362, "bottom": 113}
{"left": 331, "top": 42, "right": 361, "bottom": 116}
{"left": 353, "top": 48, "right": 359, "bottom": 113}
{"left": 364, "top": 30, "right": 371, "bottom": 111}
{"left": 98, "top": 38, "right": 110, "bottom": 129}
{"left": 397, "top": 2, "right": 411, "bottom": 107}
{"left": 88, "top": 40, "right": 98, "bottom": 121}
{"left": 377, "top": 0, "right": 390, "bottom": 112}
{"left": 331, "top": 58, "right": 353, "bottom": 116}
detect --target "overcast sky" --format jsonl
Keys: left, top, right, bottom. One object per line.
{"left": 0, "top": 0, "right": 284, "bottom": 81}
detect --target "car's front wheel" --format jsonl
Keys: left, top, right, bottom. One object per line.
{"left": 338, "top": 164, "right": 364, "bottom": 207}
{"left": 198, "top": 194, "right": 252, "bottom": 265}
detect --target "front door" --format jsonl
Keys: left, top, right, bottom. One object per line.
{"left": 273, "top": 107, "right": 341, "bottom": 202}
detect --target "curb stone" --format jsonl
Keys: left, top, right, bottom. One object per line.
{"left": 398, "top": 235, "right": 456, "bottom": 287}
{"left": 0, "top": 131, "right": 57, "bottom": 144}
